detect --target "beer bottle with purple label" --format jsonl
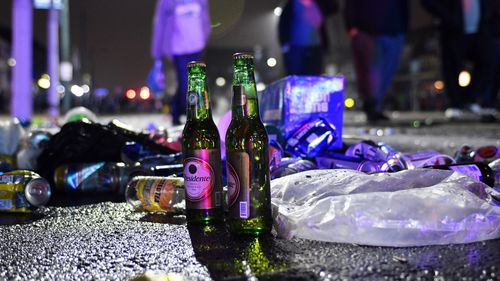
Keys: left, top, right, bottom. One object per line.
{"left": 225, "top": 53, "right": 272, "bottom": 236}
{"left": 182, "top": 61, "right": 223, "bottom": 224}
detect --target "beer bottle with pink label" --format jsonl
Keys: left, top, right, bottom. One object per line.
{"left": 182, "top": 62, "right": 223, "bottom": 224}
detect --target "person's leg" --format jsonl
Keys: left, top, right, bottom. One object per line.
{"left": 284, "top": 46, "right": 305, "bottom": 75}
{"left": 440, "top": 33, "right": 466, "bottom": 110}
{"left": 173, "top": 52, "right": 202, "bottom": 124}
{"left": 376, "top": 34, "right": 405, "bottom": 113}
{"left": 351, "top": 31, "right": 378, "bottom": 120}
{"left": 469, "top": 33, "right": 496, "bottom": 107}
{"left": 302, "top": 45, "right": 324, "bottom": 76}
{"left": 487, "top": 38, "right": 500, "bottom": 108}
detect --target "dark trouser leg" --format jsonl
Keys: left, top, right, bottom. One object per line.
{"left": 173, "top": 52, "right": 202, "bottom": 124}
{"left": 468, "top": 33, "right": 496, "bottom": 107}
{"left": 441, "top": 34, "right": 466, "bottom": 109}
{"left": 375, "top": 34, "right": 405, "bottom": 112}
{"left": 486, "top": 38, "right": 500, "bottom": 108}
{"left": 284, "top": 45, "right": 323, "bottom": 76}
{"left": 351, "top": 31, "right": 377, "bottom": 116}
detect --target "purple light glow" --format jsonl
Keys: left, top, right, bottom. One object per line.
{"left": 11, "top": 0, "right": 33, "bottom": 121}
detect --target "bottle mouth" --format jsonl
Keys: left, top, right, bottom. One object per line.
{"left": 125, "top": 177, "right": 141, "bottom": 208}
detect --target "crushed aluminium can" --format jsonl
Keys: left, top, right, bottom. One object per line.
{"left": 0, "top": 170, "right": 51, "bottom": 213}
{"left": 454, "top": 145, "right": 474, "bottom": 163}
{"left": 345, "top": 141, "right": 408, "bottom": 170}
{"left": 345, "top": 140, "right": 388, "bottom": 162}
{"left": 125, "top": 176, "right": 185, "bottom": 213}
{"left": 285, "top": 117, "right": 338, "bottom": 158}
{"left": 270, "top": 158, "right": 317, "bottom": 179}
{"left": 316, "top": 153, "right": 402, "bottom": 173}
{"left": 401, "top": 150, "right": 455, "bottom": 169}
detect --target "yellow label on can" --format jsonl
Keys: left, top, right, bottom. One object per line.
{"left": 0, "top": 183, "right": 31, "bottom": 213}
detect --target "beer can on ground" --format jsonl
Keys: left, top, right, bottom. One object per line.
{"left": 125, "top": 176, "right": 185, "bottom": 213}
{"left": 285, "top": 117, "right": 338, "bottom": 158}
{"left": 454, "top": 145, "right": 474, "bottom": 163}
{"left": 316, "top": 153, "right": 399, "bottom": 173}
{"left": 270, "top": 158, "right": 317, "bottom": 179}
{"left": 345, "top": 141, "right": 408, "bottom": 170}
{"left": 401, "top": 150, "right": 455, "bottom": 169}
{"left": 0, "top": 170, "right": 51, "bottom": 213}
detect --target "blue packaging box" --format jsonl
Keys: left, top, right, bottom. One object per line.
{"left": 259, "top": 75, "right": 344, "bottom": 150}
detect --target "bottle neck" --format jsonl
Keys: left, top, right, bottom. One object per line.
{"left": 186, "top": 75, "right": 211, "bottom": 121}
{"left": 232, "top": 65, "right": 260, "bottom": 118}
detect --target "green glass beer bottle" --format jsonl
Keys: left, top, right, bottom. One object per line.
{"left": 182, "top": 61, "right": 223, "bottom": 224}
{"left": 225, "top": 53, "right": 273, "bottom": 236}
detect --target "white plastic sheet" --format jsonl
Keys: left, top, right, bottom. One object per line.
{"left": 271, "top": 169, "right": 500, "bottom": 246}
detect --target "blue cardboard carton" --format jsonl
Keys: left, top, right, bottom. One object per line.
{"left": 259, "top": 75, "right": 344, "bottom": 150}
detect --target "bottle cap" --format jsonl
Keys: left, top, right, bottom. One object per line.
{"left": 233, "top": 53, "right": 253, "bottom": 60}
{"left": 188, "top": 61, "right": 206, "bottom": 68}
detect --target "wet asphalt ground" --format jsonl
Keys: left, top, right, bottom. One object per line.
{"left": 0, "top": 111, "right": 499, "bottom": 280}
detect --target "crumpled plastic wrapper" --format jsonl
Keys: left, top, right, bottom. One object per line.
{"left": 0, "top": 118, "right": 24, "bottom": 155}
{"left": 271, "top": 169, "right": 500, "bottom": 247}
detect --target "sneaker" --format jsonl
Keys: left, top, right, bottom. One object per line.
{"left": 444, "top": 108, "right": 464, "bottom": 119}
{"left": 467, "top": 104, "right": 498, "bottom": 122}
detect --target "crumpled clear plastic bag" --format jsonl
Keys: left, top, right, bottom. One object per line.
{"left": 271, "top": 169, "right": 500, "bottom": 246}
{"left": 0, "top": 118, "right": 24, "bottom": 155}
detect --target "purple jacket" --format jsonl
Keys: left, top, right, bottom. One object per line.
{"left": 151, "top": 0, "right": 211, "bottom": 60}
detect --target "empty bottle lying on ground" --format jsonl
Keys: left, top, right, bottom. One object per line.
{"left": 53, "top": 162, "right": 150, "bottom": 195}
{"left": 126, "top": 176, "right": 185, "bottom": 213}
{"left": 424, "top": 162, "right": 495, "bottom": 187}
{"left": 454, "top": 144, "right": 500, "bottom": 164}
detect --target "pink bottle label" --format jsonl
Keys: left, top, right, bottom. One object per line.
{"left": 183, "top": 158, "right": 214, "bottom": 202}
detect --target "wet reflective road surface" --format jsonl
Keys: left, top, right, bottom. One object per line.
{"left": 0, "top": 202, "right": 498, "bottom": 280}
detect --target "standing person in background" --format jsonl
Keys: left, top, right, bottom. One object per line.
{"left": 278, "top": 0, "right": 338, "bottom": 76}
{"left": 486, "top": 7, "right": 500, "bottom": 111}
{"left": 345, "top": 0, "right": 409, "bottom": 123}
{"left": 421, "top": 0, "right": 498, "bottom": 122}
{"left": 151, "top": 0, "right": 211, "bottom": 125}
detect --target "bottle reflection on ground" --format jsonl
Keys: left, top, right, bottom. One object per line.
{"left": 0, "top": 212, "right": 45, "bottom": 225}
{"left": 187, "top": 223, "right": 287, "bottom": 280}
